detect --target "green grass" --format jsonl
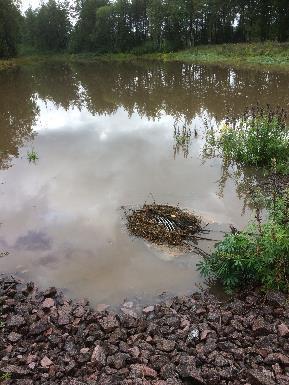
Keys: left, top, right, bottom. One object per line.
{"left": 27, "top": 148, "right": 39, "bottom": 163}
{"left": 153, "top": 42, "right": 289, "bottom": 68}
{"left": 71, "top": 42, "right": 289, "bottom": 70}
{"left": 68, "top": 42, "right": 289, "bottom": 70}
{"left": 1, "top": 42, "right": 289, "bottom": 72}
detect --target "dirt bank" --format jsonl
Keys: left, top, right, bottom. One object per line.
{"left": 0, "top": 276, "right": 289, "bottom": 385}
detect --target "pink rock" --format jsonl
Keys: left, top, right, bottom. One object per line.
{"left": 80, "top": 348, "right": 90, "bottom": 354}
{"left": 57, "top": 310, "right": 70, "bottom": 326}
{"left": 28, "top": 362, "right": 36, "bottom": 370}
{"left": 74, "top": 306, "right": 85, "bottom": 317}
{"left": 272, "top": 363, "right": 283, "bottom": 376}
{"left": 252, "top": 318, "right": 270, "bottom": 335}
{"left": 27, "top": 354, "right": 37, "bottom": 364}
{"left": 200, "top": 329, "right": 212, "bottom": 341}
{"left": 98, "top": 315, "right": 119, "bottom": 331}
{"left": 143, "top": 306, "right": 154, "bottom": 313}
{"left": 130, "top": 364, "right": 157, "bottom": 378}
{"left": 180, "top": 318, "right": 190, "bottom": 330}
{"left": 72, "top": 318, "right": 81, "bottom": 326}
{"left": 278, "top": 323, "right": 289, "bottom": 337}
{"left": 265, "top": 353, "right": 289, "bottom": 366}
{"left": 8, "top": 332, "right": 22, "bottom": 342}
{"left": 121, "top": 307, "right": 138, "bottom": 318}
{"left": 87, "top": 373, "right": 98, "bottom": 381}
{"left": 128, "top": 346, "right": 140, "bottom": 358}
{"left": 42, "top": 298, "right": 55, "bottom": 309}
{"left": 156, "top": 338, "right": 175, "bottom": 352}
{"left": 91, "top": 345, "right": 106, "bottom": 366}
{"left": 40, "top": 356, "right": 53, "bottom": 368}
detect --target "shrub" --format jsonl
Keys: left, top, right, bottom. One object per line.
{"left": 204, "top": 104, "right": 289, "bottom": 168}
{"left": 198, "top": 189, "right": 289, "bottom": 292}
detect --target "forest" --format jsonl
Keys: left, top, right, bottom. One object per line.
{"left": 1, "top": 0, "right": 289, "bottom": 58}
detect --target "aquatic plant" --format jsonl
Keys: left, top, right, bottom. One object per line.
{"left": 204, "top": 104, "right": 289, "bottom": 169}
{"left": 27, "top": 148, "right": 39, "bottom": 163}
{"left": 173, "top": 123, "right": 192, "bottom": 159}
{"left": 198, "top": 182, "right": 289, "bottom": 293}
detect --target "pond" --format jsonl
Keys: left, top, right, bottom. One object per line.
{"left": 0, "top": 61, "right": 288, "bottom": 305}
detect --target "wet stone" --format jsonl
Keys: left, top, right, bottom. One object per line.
{"left": 58, "top": 310, "right": 71, "bottom": 326}
{"left": 143, "top": 306, "right": 155, "bottom": 314}
{"left": 1, "top": 275, "right": 289, "bottom": 385}
{"left": 247, "top": 369, "right": 276, "bottom": 385}
{"left": 7, "top": 332, "right": 22, "bottom": 342}
{"left": 130, "top": 364, "right": 158, "bottom": 378}
{"left": 41, "top": 356, "right": 53, "bottom": 368}
{"left": 278, "top": 323, "right": 289, "bottom": 337}
{"left": 98, "top": 315, "right": 119, "bottom": 332}
{"left": 6, "top": 315, "right": 26, "bottom": 327}
{"left": 252, "top": 318, "right": 271, "bottom": 336}
{"left": 156, "top": 338, "right": 176, "bottom": 352}
{"left": 30, "top": 320, "right": 49, "bottom": 335}
{"left": 91, "top": 345, "right": 106, "bottom": 367}
{"left": 42, "top": 298, "right": 55, "bottom": 309}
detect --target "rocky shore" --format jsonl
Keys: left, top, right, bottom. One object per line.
{"left": 1, "top": 276, "right": 289, "bottom": 385}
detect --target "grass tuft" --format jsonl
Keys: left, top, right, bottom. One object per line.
{"left": 27, "top": 148, "right": 39, "bottom": 163}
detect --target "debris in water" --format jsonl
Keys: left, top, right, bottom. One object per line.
{"left": 124, "top": 203, "right": 205, "bottom": 249}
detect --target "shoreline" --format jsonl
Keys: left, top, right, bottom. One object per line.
{"left": 1, "top": 42, "right": 289, "bottom": 73}
{"left": 1, "top": 275, "right": 289, "bottom": 384}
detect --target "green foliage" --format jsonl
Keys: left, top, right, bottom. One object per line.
{"left": 0, "top": 0, "right": 288, "bottom": 58}
{"left": 204, "top": 104, "right": 289, "bottom": 168}
{"left": 198, "top": 191, "right": 289, "bottom": 292}
{"left": 0, "top": 0, "right": 285, "bottom": 58}
{"left": 23, "top": 0, "right": 71, "bottom": 52}
{"left": 27, "top": 148, "right": 39, "bottom": 163}
{"left": 70, "top": 0, "right": 109, "bottom": 53}
{"left": 0, "top": 0, "right": 21, "bottom": 58}
{"left": 57, "top": 0, "right": 289, "bottom": 55}
{"left": 130, "top": 41, "right": 160, "bottom": 55}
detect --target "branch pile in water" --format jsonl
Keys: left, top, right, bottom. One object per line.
{"left": 125, "top": 203, "right": 203, "bottom": 248}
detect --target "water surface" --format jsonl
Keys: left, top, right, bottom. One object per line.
{"left": 0, "top": 61, "right": 288, "bottom": 304}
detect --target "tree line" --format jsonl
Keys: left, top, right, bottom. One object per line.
{"left": 1, "top": 0, "right": 289, "bottom": 58}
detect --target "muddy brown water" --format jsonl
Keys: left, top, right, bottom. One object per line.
{"left": 0, "top": 61, "right": 288, "bottom": 305}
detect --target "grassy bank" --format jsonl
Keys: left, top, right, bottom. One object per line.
{"left": 0, "top": 54, "right": 68, "bottom": 71}
{"left": 149, "top": 42, "right": 289, "bottom": 68}
{"left": 1, "top": 42, "right": 289, "bottom": 71}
